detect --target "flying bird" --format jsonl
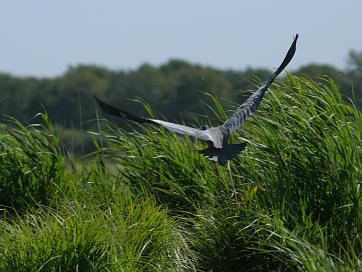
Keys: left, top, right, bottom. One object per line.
{"left": 95, "top": 34, "right": 298, "bottom": 164}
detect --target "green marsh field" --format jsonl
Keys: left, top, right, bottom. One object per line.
{"left": 0, "top": 75, "right": 361, "bottom": 271}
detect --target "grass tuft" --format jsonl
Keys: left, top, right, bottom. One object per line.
{"left": 0, "top": 114, "right": 68, "bottom": 214}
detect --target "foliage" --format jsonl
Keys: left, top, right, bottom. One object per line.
{"left": 233, "top": 75, "right": 362, "bottom": 248}
{"left": 0, "top": 76, "right": 361, "bottom": 271}
{"left": 0, "top": 200, "right": 196, "bottom": 271}
{"left": 192, "top": 206, "right": 338, "bottom": 271}
{"left": 98, "top": 75, "right": 362, "bottom": 270}
{"left": 1, "top": 54, "right": 361, "bottom": 136}
{"left": 0, "top": 114, "right": 68, "bottom": 213}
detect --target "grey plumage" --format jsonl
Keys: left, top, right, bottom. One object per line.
{"left": 95, "top": 34, "right": 298, "bottom": 164}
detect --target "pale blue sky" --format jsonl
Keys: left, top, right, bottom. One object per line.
{"left": 1, "top": 1, "right": 361, "bottom": 77}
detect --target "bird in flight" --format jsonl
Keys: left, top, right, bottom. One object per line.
{"left": 95, "top": 34, "right": 298, "bottom": 164}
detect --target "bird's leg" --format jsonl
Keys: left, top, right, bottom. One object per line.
{"left": 227, "top": 161, "right": 237, "bottom": 202}
{"left": 213, "top": 163, "right": 226, "bottom": 201}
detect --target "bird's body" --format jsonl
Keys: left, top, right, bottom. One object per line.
{"left": 96, "top": 34, "right": 298, "bottom": 164}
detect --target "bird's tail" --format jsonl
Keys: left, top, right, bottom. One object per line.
{"left": 198, "top": 143, "right": 247, "bottom": 164}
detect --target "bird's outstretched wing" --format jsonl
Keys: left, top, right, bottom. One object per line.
{"left": 95, "top": 96, "right": 212, "bottom": 142}
{"left": 221, "top": 34, "right": 298, "bottom": 135}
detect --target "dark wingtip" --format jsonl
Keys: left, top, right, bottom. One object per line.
{"left": 94, "top": 96, "right": 123, "bottom": 118}
{"left": 94, "top": 95, "right": 104, "bottom": 107}
{"left": 280, "top": 34, "right": 298, "bottom": 70}
{"left": 267, "top": 34, "right": 298, "bottom": 82}
{"left": 94, "top": 95, "right": 106, "bottom": 110}
{"left": 94, "top": 96, "right": 151, "bottom": 124}
{"left": 94, "top": 95, "right": 102, "bottom": 107}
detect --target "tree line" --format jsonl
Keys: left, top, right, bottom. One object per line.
{"left": 1, "top": 51, "right": 361, "bottom": 133}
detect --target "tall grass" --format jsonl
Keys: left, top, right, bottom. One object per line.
{"left": 0, "top": 75, "right": 361, "bottom": 271}
{"left": 99, "top": 75, "right": 362, "bottom": 268}
{"left": 232, "top": 75, "right": 362, "bottom": 250}
{"left": 191, "top": 206, "right": 339, "bottom": 271}
{"left": 0, "top": 114, "right": 68, "bottom": 214}
{"left": 0, "top": 198, "right": 196, "bottom": 271}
